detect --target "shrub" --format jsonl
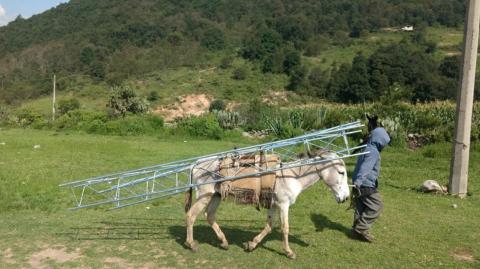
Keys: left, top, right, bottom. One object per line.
{"left": 58, "top": 98, "right": 81, "bottom": 115}
{"left": 107, "top": 85, "right": 149, "bottom": 117}
{"left": 55, "top": 110, "right": 108, "bottom": 131}
{"left": 55, "top": 111, "right": 164, "bottom": 136}
{"left": 177, "top": 114, "right": 223, "bottom": 139}
{"left": 239, "top": 98, "right": 273, "bottom": 131}
{"left": 115, "top": 116, "right": 160, "bottom": 135}
{"left": 232, "top": 66, "right": 248, "bottom": 80}
{"left": 209, "top": 99, "right": 226, "bottom": 112}
{"left": 0, "top": 105, "right": 11, "bottom": 125}
{"left": 147, "top": 91, "right": 159, "bottom": 102}
{"left": 219, "top": 55, "right": 234, "bottom": 69}
{"left": 14, "top": 109, "right": 46, "bottom": 128}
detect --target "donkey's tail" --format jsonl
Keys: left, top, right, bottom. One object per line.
{"left": 184, "top": 187, "right": 193, "bottom": 213}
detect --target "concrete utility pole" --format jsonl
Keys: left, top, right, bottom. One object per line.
{"left": 52, "top": 74, "right": 56, "bottom": 121}
{"left": 449, "top": 0, "right": 480, "bottom": 197}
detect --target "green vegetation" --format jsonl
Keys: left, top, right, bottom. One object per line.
{"left": 0, "top": 129, "right": 478, "bottom": 268}
{"left": 0, "top": 0, "right": 469, "bottom": 106}
{"left": 3, "top": 98, "right": 480, "bottom": 144}
{"left": 0, "top": 2, "right": 478, "bottom": 267}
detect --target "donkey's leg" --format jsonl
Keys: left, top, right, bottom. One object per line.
{"left": 205, "top": 194, "right": 229, "bottom": 250}
{"left": 245, "top": 207, "right": 276, "bottom": 252}
{"left": 185, "top": 194, "right": 212, "bottom": 252}
{"left": 279, "top": 204, "right": 296, "bottom": 259}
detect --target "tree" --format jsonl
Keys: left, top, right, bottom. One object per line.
{"left": 287, "top": 65, "right": 308, "bottom": 91}
{"left": 90, "top": 62, "right": 105, "bottom": 80}
{"left": 201, "top": 26, "right": 225, "bottom": 50}
{"left": 241, "top": 27, "right": 282, "bottom": 60}
{"left": 283, "top": 48, "right": 301, "bottom": 76}
{"left": 439, "top": 56, "right": 461, "bottom": 79}
{"left": 308, "top": 66, "right": 329, "bottom": 98}
{"left": 327, "top": 64, "right": 350, "bottom": 102}
{"left": 80, "top": 47, "right": 95, "bottom": 66}
{"left": 336, "top": 54, "right": 372, "bottom": 103}
{"left": 262, "top": 47, "right": 285, "bottom": 73}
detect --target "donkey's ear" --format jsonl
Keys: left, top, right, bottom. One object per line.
{"left": 366, "top": 114, "right": 372, "bottom": 121}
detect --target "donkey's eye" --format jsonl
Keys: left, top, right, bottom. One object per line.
{"left": 338, "top": 171, "right": 345, "bottom": 176}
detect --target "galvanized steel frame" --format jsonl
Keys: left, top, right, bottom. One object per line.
{"left": 60, "top": 121, "right": 367, "bottom": 210}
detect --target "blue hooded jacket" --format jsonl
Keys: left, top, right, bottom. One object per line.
{"left": 352, "top": 127, "right": 391, "bottom": 188}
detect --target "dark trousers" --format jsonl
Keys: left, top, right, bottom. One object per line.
{"left": 353, "top": 192, "right": 383, "bottom": 232}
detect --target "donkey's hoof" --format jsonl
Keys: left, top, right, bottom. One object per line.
{"left": 243, "top": 241, "right": 256, "bottom": 252}
{"left": 287, "top": 252, "right": 297, "bottom": 260}
{"left": 184, "top": 241, "right": 198, "bottom": 252}
{"left": 220, "top": 242, "right": 229, "bottom": 250}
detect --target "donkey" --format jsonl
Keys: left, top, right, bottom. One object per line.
{"left": 183, "top": 149, "right": 350, "bottom": 259}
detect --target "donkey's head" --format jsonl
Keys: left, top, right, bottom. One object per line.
{"left": 367, "top": 114, "right": 378, "bottom": 132}
{"left": 308, "top": 149, "right": 350, "bottom": 203}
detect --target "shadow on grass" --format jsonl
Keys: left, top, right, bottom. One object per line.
{"left": 59, "top": 217, "right": 309, "bottom": 257}
{"left": 168, "top": 224, "right": 309, "bottom": 256}
{"left": 58, "top": 217, "right": 181, "bottom": 240}
{"left": 383, "top": 181, "right": 418, "bottom": 192}
{"left": 310, "top": 213, "right": 350, "bottom": 237}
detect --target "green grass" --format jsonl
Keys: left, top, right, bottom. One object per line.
{"left": 305, "top": 27, "right": 463, "bottom": 71}
{"left": 18, "top": 58, "right": 289, "bottom": 117}
{"left": 0, "top": 128, "right": 479, "bottom": 268}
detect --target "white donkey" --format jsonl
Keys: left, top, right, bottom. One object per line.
{"left": 184, "top": 149, "right": 350, "bottom": 259}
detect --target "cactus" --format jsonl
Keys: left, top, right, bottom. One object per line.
{"left": 214, "top": 111, "right": 244, "bottom": 129}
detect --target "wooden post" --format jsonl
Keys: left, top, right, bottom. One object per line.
{"left": 449, "top": 0, "right": 480, "bottom": 197}
{"left": 52, "top": 74, "right": 56, "bottom": 121}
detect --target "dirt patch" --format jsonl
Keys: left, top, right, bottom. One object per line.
{"left": 451, "top": 249, "right": 475, "bottom": 262}
{"left": 154, "top": 94, "right": 212, "bottom": 122}
{"left": 2, "top": 248, "right": 15, "bottom": 265}
{"left": 105, "top": 257, "right": 171, "bottom": 269}
{"left": 28, "top": 247, "right": 82, "bottom": 268}
{"left": 226, "top": 101, "right": 241, "bottom": 111}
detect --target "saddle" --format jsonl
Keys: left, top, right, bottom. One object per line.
{"left": 217, "top": 153, "right": 279, "bottom": 209}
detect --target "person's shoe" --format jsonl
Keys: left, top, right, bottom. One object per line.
{"left": 351, "top": 229, "right": 374, "bottom": 243}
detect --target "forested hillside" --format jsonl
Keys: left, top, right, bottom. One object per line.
{"left": 0, "top": 0, "right": 469, "bottom": 104}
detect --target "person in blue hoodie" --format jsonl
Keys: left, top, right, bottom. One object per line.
{"left": 351, "top": 115, "right": 391, "bottom": 242}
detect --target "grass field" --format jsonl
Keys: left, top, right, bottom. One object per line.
{"left": 0, "top": 128, "right": 479, "bottom": 268}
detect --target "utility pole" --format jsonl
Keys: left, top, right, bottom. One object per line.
{"left": 52, "top": 74, "right": 56, "bottom": 121}
{"left": 449, "top": 0, "right": 480, "bottom": 197}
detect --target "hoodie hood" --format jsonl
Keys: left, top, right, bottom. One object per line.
{"left": 368, "top": 127, "right": 391, "bottom": 152}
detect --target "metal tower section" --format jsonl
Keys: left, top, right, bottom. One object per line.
{"left": 60, "top": 121, "right": 367, "bottom": 210}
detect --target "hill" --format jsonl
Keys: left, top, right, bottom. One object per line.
{"left": 0, "top": 0, "right": 469, "bottom": 108}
